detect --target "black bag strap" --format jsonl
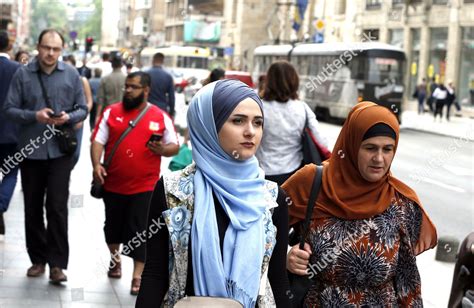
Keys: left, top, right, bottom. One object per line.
{"left": 299, "top": 164, "right": 324, "bottom": 249}
{"left": 103, "top": 104, "right": 151, "bottom": 169}
{"left": 36, "top": 70, "right": 52, "bottom": 109}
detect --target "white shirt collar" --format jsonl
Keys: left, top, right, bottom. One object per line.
{"left": 0, "top": 52, "right": 11, "bottom": 59}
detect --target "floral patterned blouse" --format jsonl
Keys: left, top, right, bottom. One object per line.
{"left": 302, "top": 192, "right": 423, "bottom": 307}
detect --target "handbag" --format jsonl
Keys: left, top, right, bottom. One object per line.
{"left": 288, "top": 164, "right": 323, "bottom": 308}
{"left": 174, "top": 296, "right": 243, "bottom": 307}
{"left": 302, "top": 106, "right": 331, "bottom": 165}
{"left": 37, "top": 71, "right": 78, "bottom": 155}
{"left": 90, "top": 104, "right": 151, "bottom": 199}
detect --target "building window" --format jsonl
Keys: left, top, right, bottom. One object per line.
{"left": 408, "top": 28, "right": 421, "bottom": 96}
{"left": 363, "top": 29, "right": 379, "bottom": 41}
{"left": 176, "top": 25, "right": 184, "bottom": 43}
{"left": 392, "top": 0, "right": 404, "bottom": 5}
{"left": 432, "top": 0, "right": 448, "bottom": 4}
{"left": 428, "top": 27, "right": 448, "bottom": 83}
{"left": 389, "top": 29, "right": 404, "bottom": 48}
{"left": 366, "top": 0, "right": 382, "bottom": 10}
{"left": 458, "top": 27, "right": 474, "bottom": 106}
{"left": 335, "top": 0, "right": 346, "bottom": 14}
{"left": 143, "top": 17, "right": 148, "bottom": 34}
{"left": 464, "top": 0, "right": 474, "bottom": 3}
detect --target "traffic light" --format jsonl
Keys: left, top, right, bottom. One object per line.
{"left": 85, "top": 36, "right": 94, "bottom": 53}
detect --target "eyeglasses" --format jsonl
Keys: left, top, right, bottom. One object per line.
{"left": 123, "top": 84, "right": 144, "bottom": 91}
{"left": 39, "top": 45, "right": 62, "bottom": 53}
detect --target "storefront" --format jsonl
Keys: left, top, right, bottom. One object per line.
{"left": 428, "top": 27, "right": 448, "bottom": 84}
{"left": 408, "top": 28, "right": 421, "bottom": 96}
{"left": 458, "top": 26, "right": 474, "bottom": 106}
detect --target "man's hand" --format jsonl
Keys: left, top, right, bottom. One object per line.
{"left": 35, "top": 108, "right": 55, "bottom": 124}
{"left": 51, "top": 111, "right": 70, "bottom": 126}
{"left": 93, "top": 164, "right": 107, "bottom": 184}
{"left": 36, "top": 109, "right": 70, "bottom": 126}
{"left": 287, "top": 243, "right": 312, "bottom": 276}
{"left": 147, "top": 140, "right": 163, "bottom": 155}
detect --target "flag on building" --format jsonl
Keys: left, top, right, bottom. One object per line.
{"left": 293, "top": 0, "right": 309, "bottom": 32}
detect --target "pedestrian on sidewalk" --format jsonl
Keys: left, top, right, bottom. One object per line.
{"left": 63, "top": 55, "right": 93, "bottom": 168}
{"left": 284, "top": 102, "right": 437, "bottom": 307}
{"left": 3, "top": 29, "right": 87, "bottom": 284}
{"left": 427, "top": 77, "right": 438, "bottom": 113}
{"left": 415, "top": 78, "right": 427, "bottom": 114}
{"left": 0, "top": 30, "right": 21, "bottom": 239}
{"left": 146, "top": 53, "right": 175, "bottom": 117}
{"left": 95, "top": 55, "right": 126, "bottom": 126}
{"left": 88, "top": 68, "right": 102, "bottom": 131}
{"left": 432, "top": 82, "right": 448, "bottom": 122}
{"left": 136, "top": 80, "right": 291, "bottom": 308}
{"left": 91, "top": 71, "right": 179, "bottom": 296}
{"left": 201, "top": 67, "right": 225, "bottom": 86}
{"left": 255, "top": 61, "right": 329, "bottom": 185}
{"left": 446, "top": 80, "right": 457, "bottom": 121}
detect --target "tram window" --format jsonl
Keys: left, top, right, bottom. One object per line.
{"left": 297, "top": 57, "right": 309, "bottom": 75}
{"left": 368, "top": 57, "right": 402, "bottom": 83}
{"left": 309, "top": 56, "right": 320, "bottom": 76}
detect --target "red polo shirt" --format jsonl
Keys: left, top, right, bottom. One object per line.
{"left": 92, "top": 102, "right": 178, "bottom": 195}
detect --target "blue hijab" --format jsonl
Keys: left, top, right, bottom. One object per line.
{"left": 187, "top": 80, "right": 266, "bottom": 307}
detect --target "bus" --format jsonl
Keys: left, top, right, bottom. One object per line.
{"left": 253, "top": 42, "right": 406, "bottom": 122}
{"left": 139, "top": 46, "right": 211, "bottom": 70}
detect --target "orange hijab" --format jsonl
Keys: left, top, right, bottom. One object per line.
{"left": 282, "top": 101, "right": 437, "bottom": 255}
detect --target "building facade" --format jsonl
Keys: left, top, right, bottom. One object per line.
{"left": 311, "top": 0, "right": 474, "bottom": 105}
{"left": 1, "top": 0, "right": 31, "bottom": 50}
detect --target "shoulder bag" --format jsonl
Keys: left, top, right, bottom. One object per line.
{"left": 90, "top": 104, "right": 151, "bottom": 199}
{"left": 174, "top": 296, "right": 243, "bottom": 307}
{"left": 36, "top": 70, "right": 78, "bottom": 155}
{"left": 288, "top": 164, "right": 323, "bottom": 308}
{"left": 302, "top": 107, "right": 330, "bottom": 165}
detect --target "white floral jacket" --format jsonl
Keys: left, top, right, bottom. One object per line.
{"left": 161, "top": 164, "right": 279, "bottom": 307}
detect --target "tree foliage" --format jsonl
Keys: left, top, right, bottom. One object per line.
{"left": 78, "top": 0, "right": 102, "bottom": 44}
{"left": 30, "top": 0, "right": 69, "bottom": 45}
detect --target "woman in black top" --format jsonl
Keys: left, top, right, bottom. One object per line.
{"left": 136, "top": 80, "right": 291, "bottom": 307}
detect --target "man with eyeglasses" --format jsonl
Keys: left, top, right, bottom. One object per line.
{"left": 95, "top": 55, "right": 126, "bottom": 128}
{"left": 3, "top": 29, "right": 87, "bottom": 284}
{"left": 91, "top": 71, "right": 179, "bottom": 295}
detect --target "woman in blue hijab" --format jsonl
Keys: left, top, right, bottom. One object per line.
{"left": 136, "top": 80, "right": 291, "bottom": 308}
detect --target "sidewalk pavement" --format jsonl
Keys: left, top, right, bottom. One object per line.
{"left": 401, "top": 100, "right": 474, "bottom": 141}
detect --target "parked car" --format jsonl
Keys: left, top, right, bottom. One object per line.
{"left": 184, "top": 70, "right": 255, "bottom": 104}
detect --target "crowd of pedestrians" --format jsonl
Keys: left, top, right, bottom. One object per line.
{"left": 7, "top": 27, "right": 474, "bottom": 308}
{"left": 415, "top": 77, "right": 458, "bottom": 121}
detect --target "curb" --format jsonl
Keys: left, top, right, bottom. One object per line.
{"left": 400, "top": 127, "right": 474, "bottom": 141}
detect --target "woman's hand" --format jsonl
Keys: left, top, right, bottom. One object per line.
{"left": 287, "top": 242, "right": 312, "bottom": 275}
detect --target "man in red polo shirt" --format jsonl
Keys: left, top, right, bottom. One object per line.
{"left": 91, "top": 71, "right": 179, "bottom": 295}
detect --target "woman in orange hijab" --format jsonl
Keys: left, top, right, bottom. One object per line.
{"left": 283, "top": 102, "right": 437, "bottom": 307}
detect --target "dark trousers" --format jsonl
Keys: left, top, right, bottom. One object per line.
{"left": 433, "top": 99, "right": 445, "bottom": 119}
{"left": 89, "top": 103, "right": 98, "bottom": 132}
{"left": 20, "top": 156, "right": 73, "bottom": 269}
{"left": 446, "top": 102, "right": 453, "bottom": 121}
{"left": 0, "top": 144, "right": 19, "bottom": 213}
{"left": 417, "top": 93, "right": 426, "bottom": 114}
{"left": 103, "top": 190, "right": 153, "bottom": 262}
